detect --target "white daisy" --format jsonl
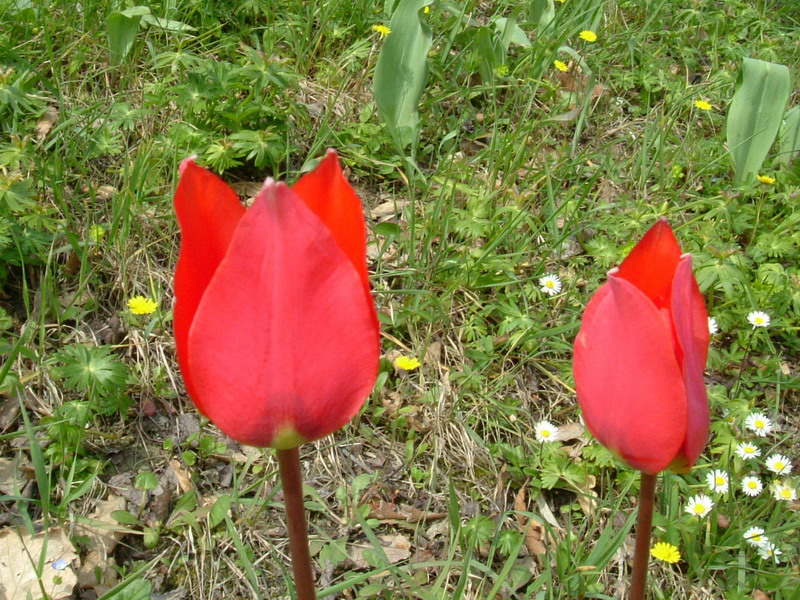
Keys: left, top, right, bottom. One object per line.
{"left": 685, "top": 494, "right": 714, "bottom": 518}
{"left": 707, "top": 317, "right": 719, "bottom": 335}
{"left": 772, "top": 482, "right": 797, "bottom": 502}
{"left": 747, "top": 310, "right": 770, "bottom": 328}
{"left": 743, "top": 526, "right": 768, "bottom": 546}
{"left": 706, "top": 470, "right": 729, "bottom": 493}
{"left": 757, "top": 542, "right": 782, "bottom": 563}
{"left": 744, "top": 412, "right": 773, "bottom": 436}
{"left": 765, "top": 454, "right": 792, "bottom": 475}
{"left": 539, "top": 274, "right": 562, "bottom": 296}
{"left": 735, "top": 442, "right": 761, "bottom": 460}
{"left": 534, "top": 420, "right": 558, "bottom": 443}
{"left": 741, "top": 476, "right": 763, "bottom": 497}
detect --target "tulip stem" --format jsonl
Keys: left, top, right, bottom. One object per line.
{"left": 630, "top": 472, "right": 657, "bottom": 600}
{"left": 276, "top": 447, "right": 317, "bottom": 600}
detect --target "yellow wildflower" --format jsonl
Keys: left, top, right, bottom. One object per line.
{"left": 694, "top": 99, "right": 712, "bottom": 111}
{"left": 128, "top": 296, "right": 158, "bottom": 315}
{"left": 372, "top": 24, "right": 391, "bottom": 37}
{"left": 651, "top": 542, "right": 680, "bottom": 564}
{"left": 579, "top": 30, "right": 597, "bottom": 43}
{"left": 423, "top": 5, "right": 430, "bottom": 13}
{"left": 554, "top": 60, "right": 568, "bottom": 72}
{"left": 757, "top": 174, "right": 776, "bottom": 185}
{"left": 395, "top": 356, "right": 421, "bottom": 371}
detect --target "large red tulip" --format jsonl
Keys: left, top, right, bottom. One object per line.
{"left": 173, "top": 150, "right": 380, "bottom": 449}
{"left": 573, "top": 218, "right": 709, "bottom": 474}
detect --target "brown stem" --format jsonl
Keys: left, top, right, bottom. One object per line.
{"left": 276, "top": 447, "right": 317, "bottom": 600}
{"left": 629, "top": 472, "right": 657, "bottom": 600}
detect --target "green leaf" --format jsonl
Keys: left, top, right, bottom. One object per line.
{"left": 208, "top": 494, "right": 231, "bottom": 529}
{"left": 54, "top": 344, "right": 128, "bottom": 398}
{"left": 135, "top": 471, "right": 158, "bottom": 491}
{"left": 777, "top": 105, "right": 800, "bottom": 166}
{"left": 726, "top": 58, "right": 791, "bottom": 182}
{"left": 111, "top": 510, "right": 141, "bottom": 525}
{"left": 108, "top": 8, "right": 149, "bottom": 65}
{"left": 373, "top": 0, "right": 433, "bottom": 154}
{"left": 140, "top": 13, "right": 195, "bottom": 33}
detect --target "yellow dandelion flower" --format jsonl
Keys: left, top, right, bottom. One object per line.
{"left": 694, "top": 99, "right": 712, "bottom": 111}
{"left": 128, "top": 296, "right": 158, "bottom": 315}
{"left": 423, "top": 5, "right": 430, "bottom": 13}
{"left": 554, "top": 60, "right": 568, "bottom": 72}
{"left": 395, "top": 356, "right": 421, "bottom": 371}
{"left": 651, "top": 542, "right": 681, "bottom": 564}
{"left": 372, "top": 24, "right": 391, "bottom": 37}
{"left": 757, "top": 174, "right": 776, "bottom": 185}
{"left": 579, "top": 30, "right": 597, "bottom": 43}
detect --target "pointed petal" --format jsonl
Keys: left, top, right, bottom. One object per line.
{"left": 186, "top": 183, "right": 380, "bottom": 448}
{"left": 574, "top": 275, "right": 687, "bottom": 474}
{"left": 617, "top": 218, "right": 682, "bottom": 310}
{"left": 292, "top": 150, "right": 371, "bottom": 293}
{"left": 173, "top": 160, "right": 245, "bottom": 407}
{"left": 669, "top": 255, "right": 710, "bottom": 470}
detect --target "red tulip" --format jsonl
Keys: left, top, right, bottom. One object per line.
{"left": 173, "top": 150, "right": 380, "bottom": 449}
{"left": 573, "top": 219, "right": 709, "bottom": 474}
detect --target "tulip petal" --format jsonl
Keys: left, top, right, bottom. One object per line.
{"left": 174, "top": 159, "right": 246, "bottom": 407}
{"left": 617, "top": 218, "right": 682, "bottom": 310}
{"left": 186, "top": 182, "right": 379, "bottom": 448}
{"left": 669, "top": 255, "right": 710, "bottom": 470}
{"left": 292, "top": 150, "right": 371, "bottom": 294}
{"left": 574, "top": 275, "right": 687, "bottom": 474}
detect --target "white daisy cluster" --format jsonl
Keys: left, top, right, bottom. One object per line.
{"left": 743, "top": 527, "right": 783, "bottom": 564}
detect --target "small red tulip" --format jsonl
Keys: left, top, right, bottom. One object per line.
{"left": 173, "top": 150, "right": 380, "bottom": 449}
{"left": 573, "top": 219, "right": 710, "bottom": 474}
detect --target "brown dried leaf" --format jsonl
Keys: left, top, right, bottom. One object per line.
{"left": 514, "top": 488, "right": 547, "bottom": 556}
{"left": 0, "top": 527, "right": 78, "bottom": 600}
{"left": 752, "top": 590, "right": 771, "bottom": 600}
{"left": 169, "top": 459, "right": 195, "bottom": 493}
{"left": 0, "top": 455, "right": 32, "bottom": 495}
{"left": 553, "top": 422, "right": 585, "bottom": 442}
{"left": 349, "top": 534, "right": 411, "bottom": 569}
{"left": 36, "top": 106, "right": 59, "bottom": 141}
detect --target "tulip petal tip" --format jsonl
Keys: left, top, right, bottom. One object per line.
{"left": 325, "top": 148, "right": 338, "bottom": 158}
{"left": 179, "top": 155, "right": 198, "bottom": 175}
{"left": 606, "top": 266, "right": 620, "bottom": 277}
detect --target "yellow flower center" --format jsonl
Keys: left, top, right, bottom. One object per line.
{"left": 780, "top": 489, "right": 791, "bottom": 499}
{"left": 774, "top": 462, "right": 784, "bottom": 470}
{"left": 754, "top": 420, "right": 764, "bottom": 428}
{"left": 716, "top": 477, "right": 725, "bottom": 485}
{"left": 693, "top": 504, "right": 705, "bottom": 514}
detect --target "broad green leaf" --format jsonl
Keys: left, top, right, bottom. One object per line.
{"left": 111, "top": 510, "right": 140, "bottom": 525}
{"left": 494, "top": 17, "right": 531, "bottom": 49}
{"left": 208, "top": 494, "right": 231, "bottom": 529}
{"left": 726, "top": 58, "right": 790, "bottom": 182}
{"left": 141, "top": 13, "right": 196, "bottom": 33}
{"left": 777, "top": 106, "right": 800, "bottom": 165}
{"left": 108, "top": 12, "right": 144, "bottom": 65}
{"left": 529, "top": 0, "right": 555, "bottom": 31}
{"left": 373, "top": 0, "right": 433, "bottom": 153}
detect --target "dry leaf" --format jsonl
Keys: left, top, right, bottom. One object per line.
{"left": 36, "top": 106, "right": 59, "bottom": 141}
{"left": 96, "top": 185, "right": 117, "bottom": 201}
{"left": 575, "top": 475, "right": 598, "bottom": 516}
{"left": 553, "top": 422, "right": 585, "bottom": 442}
{"left": 370, "top": 199, "right": 409, "bottom": 221}
{"left": 349, "top": 534, "right": 411, "bottom": 569}
{"left": 0, "top": 455, "right": 33, "bottom": 495}
{"left": 752, "top": 590, "right": 771, "bottom": 600}
{"left": 514, "top": 488, "right": 547, "bottom": 556}
{"left": 169, "top": 459, "right": 194, "bottom": 493}
{"left": 0, "top": 527, "right": 78, "bottom": 600}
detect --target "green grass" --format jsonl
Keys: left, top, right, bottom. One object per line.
{"left": 1, "top": 0, "right": 799, "bottom": 598}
